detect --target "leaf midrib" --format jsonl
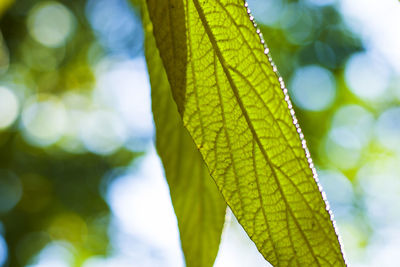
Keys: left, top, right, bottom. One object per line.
{"left": 191, "top": 0, "right": 323, "bottom": 265}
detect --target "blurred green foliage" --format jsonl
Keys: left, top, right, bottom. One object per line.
{"left": 0, "top": 1, "right": 140, "bottom": 266}
{"left": 1, "top": 136, "right": 136, "bottom": 266}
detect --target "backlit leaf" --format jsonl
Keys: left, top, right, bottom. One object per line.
{"left": 145, "top": 0, "right": 345, "bottom": 266}
{"left": 141, "top": 3, "right": 227, "bottom": 267}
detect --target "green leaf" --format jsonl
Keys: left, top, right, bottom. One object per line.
{"left": 141, "top": 3, "right": 227, "bottom": 267}
{"left": 146, "top": 0, "right": 345, "bottom": 266}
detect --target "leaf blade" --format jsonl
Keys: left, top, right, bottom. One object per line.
{"left": 145, "top": 0, "right": 188, "bottom": 114}
{"left": 142, "top": 3, "right": 227, "bottom": 267}
{"left": 146, "top": 0, "right": 346, "bottom": 266}
{"left": 183, "top": 0, "right": 344, "bottom": 266}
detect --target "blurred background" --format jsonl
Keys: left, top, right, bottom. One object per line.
{"left": 0, "top": 0, "right": 399, "bottom": 266}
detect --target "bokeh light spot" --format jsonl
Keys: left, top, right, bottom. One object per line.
{"left": 27, "top": 241, "right": 75, "bottom": 267}
{"left": 247, "top": 0, "right": 284, "bottom": 26}
{"left": 331, "top": 105, "right": 374, "bottom": 147}
{"left": 27, "top": 1, "right": 75, "bottom": 48}
{"left": 283, "top": 7, "right": 315, "bottom": 45}
{"left": 57, "top": 92, "right": 90, "bottom": 153}
{"left": 21, "top": 96, "right": 67, "bottom": 147}
{"left": 0, "top": 234, "right": 7, "bottom": 266}
{"left": 290, "top": 65, "right": 336, "bottom": 111}
{"left": 345, "top": 52, "right": 390, "bottom": 101}
{"left": 323, "top": 132, "right": 361, "bottom": 170}
{"left": 357, "top": 158, "right": 400, "bottom": 223}
{"left": 0, "top": 86, "right": 19, "bottom": 130}
{"left": 21, "top": 42, "right": 65, "bottom": 71}
{"left": 335, "top": 221, "right": 367, "bottom": 266}
{"left": 340, "top": 0, "right": 400, "bottom": 74}
{"left": 85, "top": 0, "right": 143, "bottom": 56}
{"left": 376, "top": 107, "right": 400, "bottom": 151}
{"left": 80, "top": 110, "right": 127, "bottom": 155}
{"left": 94, "top": 58, "right": 154, "bottom": 139}
{"left": 48, "top": 213, "right": 88, "bottom": 243}
{"left": 317, "top": 169, "right": 354, "bottom": 217}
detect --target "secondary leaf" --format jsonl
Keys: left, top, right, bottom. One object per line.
{"left": 146, "top": 0, "right": 345, "bottom": 266}
{"left": 141, "top": 3, "right": 227, "bottom": 267}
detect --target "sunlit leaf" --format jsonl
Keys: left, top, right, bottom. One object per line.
{"left": 141, "top": 3, "right": 227, "bottom": 267}
{"left": 146, "top": 0, "right": 345, "bottom": 266}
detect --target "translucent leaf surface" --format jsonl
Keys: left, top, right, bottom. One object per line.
{"left": 141, "top": 3, "right": 227, "bottom": 267}
{"left": 146, "top": 0, "right": 346, "bottom": 265}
